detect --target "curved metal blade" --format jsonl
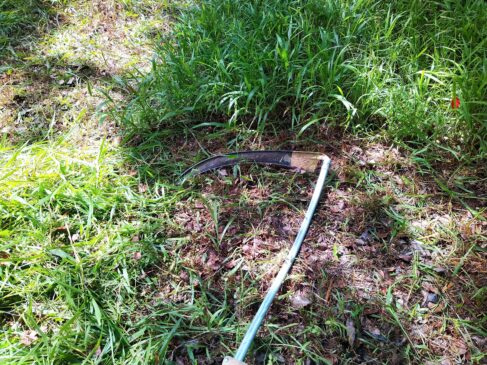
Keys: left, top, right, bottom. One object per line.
{"left": 179, "top": 150, "right": 323, "bottom": 184}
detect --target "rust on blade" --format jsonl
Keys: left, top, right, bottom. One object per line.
{"left": 290, "top": 151, "right": 322, "bottom": 172}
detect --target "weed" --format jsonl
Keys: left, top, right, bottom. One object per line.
{"left": 122, "top": 0, "right": 487, "bottom": 160}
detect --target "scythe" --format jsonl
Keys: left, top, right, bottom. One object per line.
{"left": 179, "top": 151, "right": 331, "bottom": 364}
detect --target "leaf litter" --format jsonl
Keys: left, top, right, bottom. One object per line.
{"left": 150, "top": 127, "right": 486, "bottom": 364}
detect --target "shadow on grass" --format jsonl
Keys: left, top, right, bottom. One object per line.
{"left": 1, "top": 56, "right": 119, "bottom": 144}
{"left": 1, "top": 1, "right": 138, "bottom": 145}
{"left": 0, "top": 0, "right": 58, "bottom": 53}
{"left": 1, "top": 0, "right": 65, "bottom": 144}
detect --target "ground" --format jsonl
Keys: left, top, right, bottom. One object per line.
{"left": 0, "top": 1, "right": 485, "bottom": 365}
{"left": 158, "top": 128, "right": 486, "bottom": 364}
{"left": 1, "top": 0, "right": 169, "bottom": 144}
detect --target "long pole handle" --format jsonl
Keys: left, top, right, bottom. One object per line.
{"left": 223, "top": 156, "right": 331, "bottom": 365}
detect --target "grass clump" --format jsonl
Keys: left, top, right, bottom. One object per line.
{"left": 122, "top": 0, "right": 487, "bottom": 159}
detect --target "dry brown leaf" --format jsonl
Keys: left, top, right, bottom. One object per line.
{"left": 346, "top": 318, "right": 356, "bottom": 347}
{"left": 20, "top": 330, "right": 38, "bottom": 346}
{"left": 290, "top": 291, "right": 312, "bottom": 309}
{"left": 138, "top": 183, "right": 148, "bottom": 193}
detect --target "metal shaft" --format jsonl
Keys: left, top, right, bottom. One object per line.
{"left": 232, "top": 156, "right": 331, "bottom": 362}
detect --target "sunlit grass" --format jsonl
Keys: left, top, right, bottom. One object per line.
{"left": 121, "top": 0, "right": 487, "bottom": 160}
{"left": 1, "top": 0, "right": 486, "bottom": 364}
{"left": 0, "top": 136, "right": 236, "bottom": 364}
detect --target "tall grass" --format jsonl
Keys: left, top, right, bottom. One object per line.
{"left": 122, "top": 0, "right": 487, "bottom": 159}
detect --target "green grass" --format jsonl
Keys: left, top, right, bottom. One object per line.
{"left": 0, "top": 0, "right": 56, "bottom": 50}
{"left": 120, "top": 0, "right": 487, "bottom": 159}
{"left": 1, "top": 0, "right": 486, "bottom": 364}
{"left": 0, "top": 138, "right": 159, "bottom": 363}
{"left": 0, "top": 135, "right": 240, "bottom": 364}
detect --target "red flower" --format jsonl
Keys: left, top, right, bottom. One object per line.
{"left": 451, "top": 97, "right": 460, "bottom": 109}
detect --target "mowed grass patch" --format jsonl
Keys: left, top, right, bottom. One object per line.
{"left": 1, "top": 0, "right": 175, "bottom": 145}
{"left": 120, "top": 0, "right": 487, "bottom": 159}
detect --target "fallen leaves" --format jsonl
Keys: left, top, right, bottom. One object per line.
{"left": 20, "top": 330, "right": 38, "bottom": 346}
{"left": 138, "top": 183, "right": 148, "bottom": 193}
{"left": 345, "top": 318, "right": 356, "bottom": 347}
{"left": 290, "top": 291, "right": 312, "bottom": 309}
{"left": 430, "top": 335, "right": 468, "bottom": 357}
{"left": 205, "top": 250, "right": 220, "bottom": 271}
{"left": 150, "top": 137, "right": 484, "bottom": 364}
